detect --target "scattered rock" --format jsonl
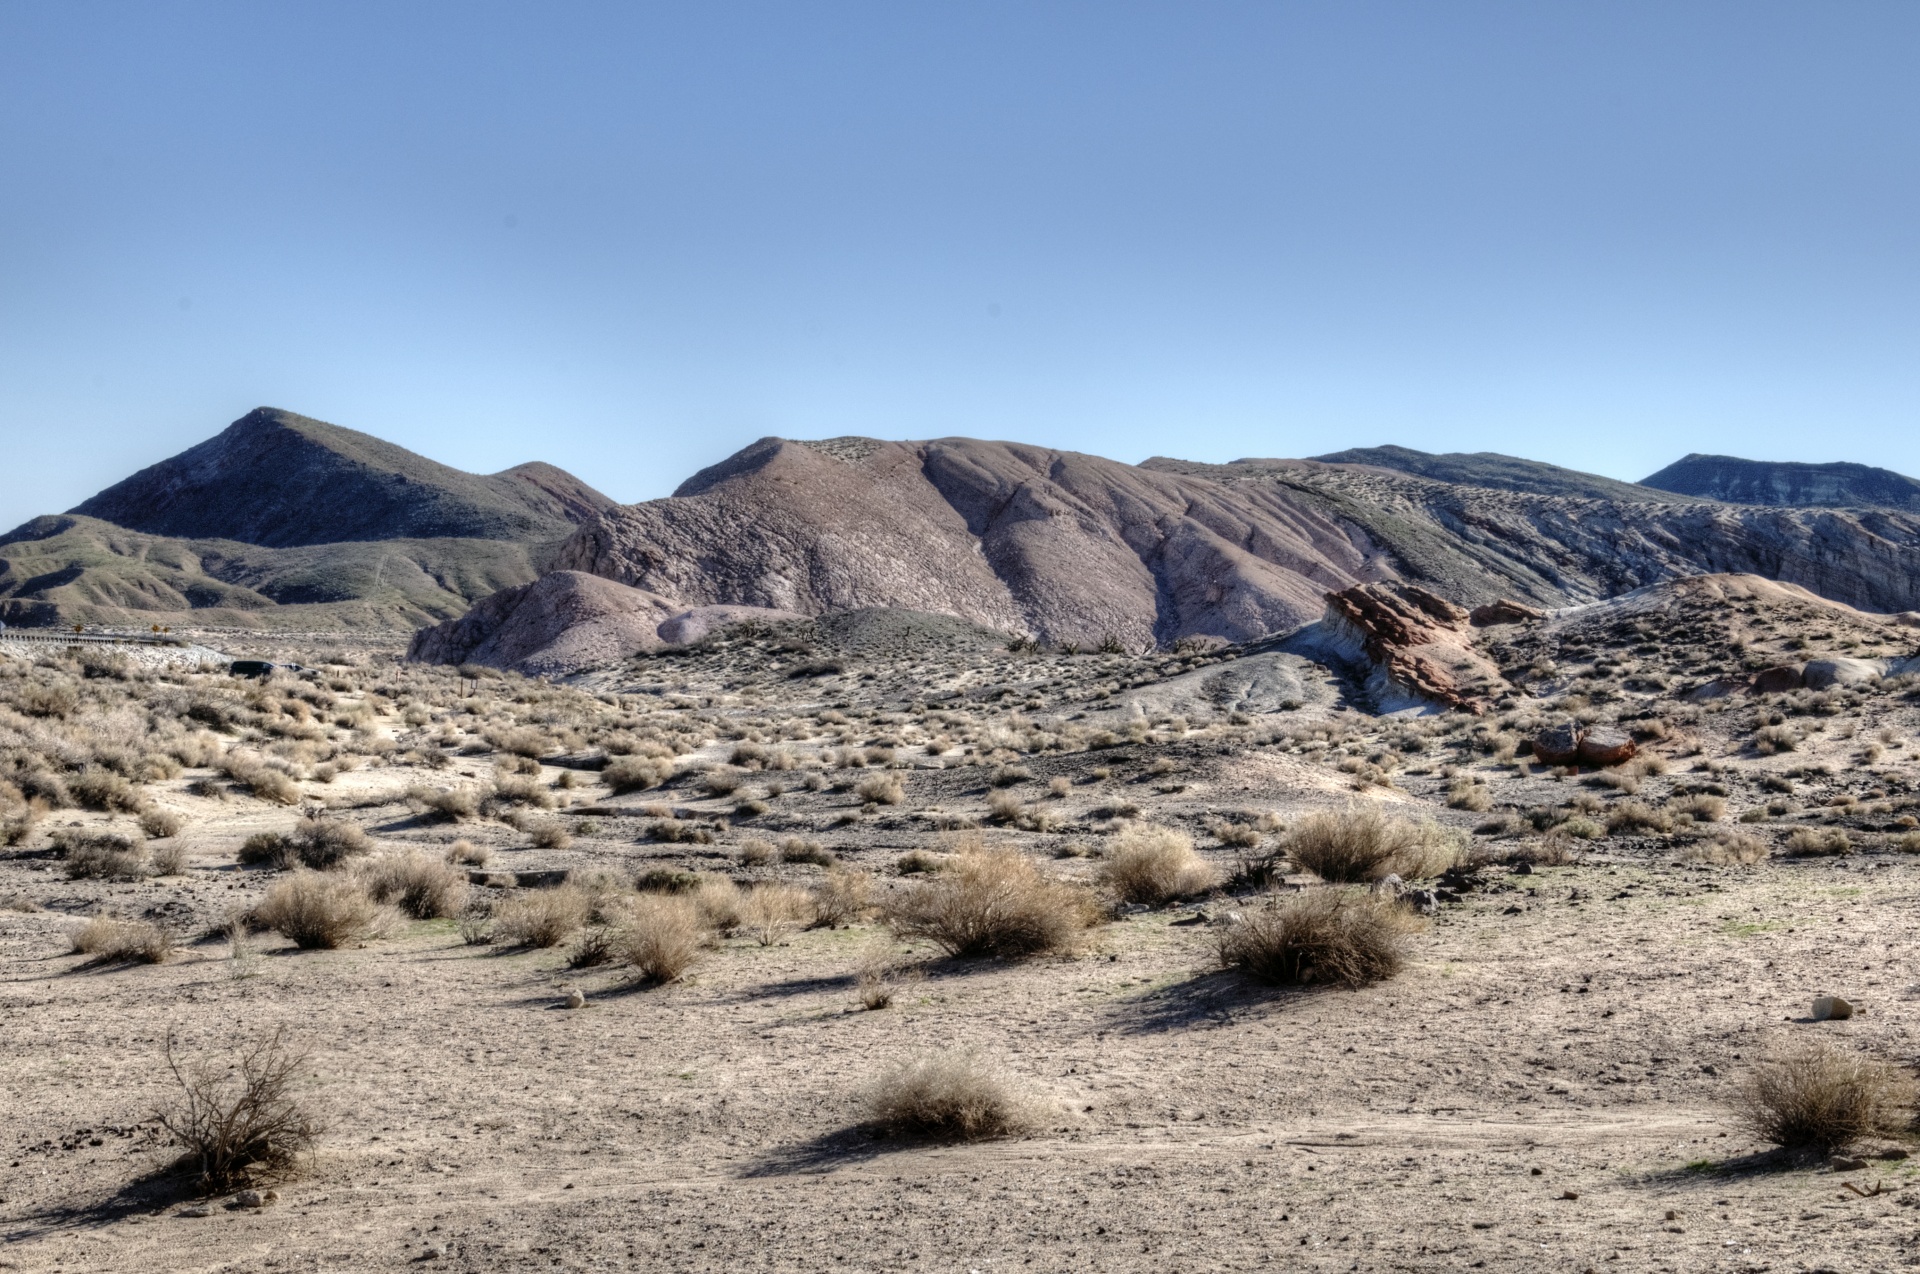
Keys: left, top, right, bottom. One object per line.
{"left": 1576, "top": 726, "right": 1637, "bottom": 767}
{"left": 1168, "top": 911, "right": 1207, "bottom": 927}
{"left": 1469, "top": 599, "right": 1547, "bottom": 627}
{"left": 229, "top": 1189, "right": 268, "bottom": 1209}
{"left": 1830, "top": 1156, "right": 1869, "bottom": 1172}
{"left": 1812, "top": 995, "right": 1854, "bottom": 1021}
{"left": 1804, "top": 657, "right": 1885, "bottom": 690}
{"left": 1531, "top": 724, "right": 1583, "bottom": 766}
{"left": 1370, "top": 873, "right": 1405, "bottom": 896}
{"left": 1313, "top": 582, "right": 1507, "bottom": 713}
{"left": 1407, "top": 889, "right": 1439, "bottom": 915}
{"left": 1559, "top": 1190, "right": 1579, "bottom": 1200}
{"left": 563, "top": 989, "right": 586, "bottom": 1010}
{"left": 175, "top": 1206, "right": 211, "bottom": 1219}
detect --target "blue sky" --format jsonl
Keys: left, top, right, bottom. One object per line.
{"left": 4, "top": 1, "right": 1919, "bottom": 531}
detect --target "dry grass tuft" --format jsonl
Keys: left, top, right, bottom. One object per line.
{"left": 690, "top": 875, "right": 745, "bottom": 931}
{"left": 361, "top": 851, "right": 471, "bottom": 919}
{"left": 1285, "top": 808, "right": 1458, "bottom": 883}
{"left": 254, "top": 872, "right": 392, "bottom": 949}
{"left": 810, "top": 868, "right": 874, "bottom": 928}
{"left": 1683, "top": 828, "right": 1769, "bottom": 866}
{"left": 1785, "top": 827, "right": 1852, "bottom": 858}
{"left": 285, "top": 815, "right": 373, "bottom": 870}
{"left": 864, "top": 1054, "right": 1029, "bottom": 1140}
{"left": 855, "top": 774, "right": 906, "bottom": 805}
{"left": 741, "top": 883, "right": 815, "bottom": 946}
{"left": 57, "top": 831, "right": 148, "bottom": 880}
{"left": 69, "top": 916, "right": 173, "bottom": 963}
{"left": 158, "top": 1026, "right": 318, "bottom": 1191}
{"left": 612, "top": 894, "right": 705, "bottom": 983}
{"left": 604, "top": 755, "right": 674, "bottom": 793}
{"left": 886, "top": 842, "right": 1097, "bottom": 959}
{"left": 1096, "top": 823, "right": 1217, "bottom": 905}
{"left": 1734, "top": 1042, "right": 1915, "bottom": 1155}
{"left": 1216, "top": 888, "right": 1418, "bottom": 988}
{"left": 492, "top": 885, "right": 592, "bottom": 948}
{"left": 443, "top": 839, "right": 489, "bottom": 866}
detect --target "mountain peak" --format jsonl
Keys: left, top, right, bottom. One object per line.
{"left": 1640, "top": 454, "right": 1920, "bottom": 510}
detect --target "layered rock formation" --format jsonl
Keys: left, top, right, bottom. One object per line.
{"left": 1641, "top": 454, "right": 1920, "bottom": 512}
{"left": 1290, "top": 582, "right": 1510, "bottom": 713}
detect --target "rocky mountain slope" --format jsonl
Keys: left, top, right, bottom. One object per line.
{"left": 528, "top": 435, "right": 1920, "bottom": 666}
{"left": 1309, "top": 444, "right": 1693, "bottom": 503}
{"left": 69, "top": 406, "right": 615, "bottom": 546}
{"left": 1640, "top": 453, "right": 1920, "bottom": 511}
{"left": 1, "top": 408, "right": 613, "bottom": 631}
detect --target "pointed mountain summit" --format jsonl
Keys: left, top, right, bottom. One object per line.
{"left": 1640, "top": 453, "right": 1920, "bottom": 511}
{"left": 69, "top": 406, "right": 615, "bottom": 547}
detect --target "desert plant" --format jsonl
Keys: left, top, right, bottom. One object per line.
{"left": 69, "top": 916, "right": 173, "bottom": 963}
{"left": 1446, "top": 781, "right": 1493, "bottom": 812}
{"left": 1683, "top": 829, "right": 1769, "bottom": 866}
{"left": 1667, "top": 793, "right": 1726, "bottom": 824}
{"left": 70, "top": 767, "right": 144, "bottom": 813}
{"left": 1605, "top": 801, "right": 1672, "bottom": 836}
{"left": 254, "top": 872, "right": 391, "bottom": 949}
{"left": 1734, "top": 1042, "right": 1915, "bottom": 1155}
{"left": 492, "top": 886, "right": 592, "bottom": 948}
{"left": 1216, "top": 888, "right": 1418, "bottom": 988}
{"left": 736, "top": 838, "right": 776, "bottom": 867}
{"left": 864, "top": 1054, "right": 1028, "bottom": 1140}
{"left": 810, "top": 868, "right": 874, "bottom": 928}
{"left": 409, "top": 785, "right": 481, "bottom": 821}
{"left": 780, "top": 838, "right": 835, "bottom": 867}
{"left": 158, "top": 1026, "right": 318, "bottom": 1191}
{"left": 140, "top": 808, "right": 184, "bottom": 839}
{"left": 855, "top": 943, "right": 911, "bottom": 1010}
{"left": 885, "top": 842, "right": 1097, "bottom": 958}
{"left": 895, "top": 849, "right": 946, "bottom": 875}
{"left": 149, "top": 840, "right": 189, "bottom": 876}
{"left": 285, "top": 815, "right": 373, "bottom": 870}
{"left": 690, "top": 875, "right": 745, "bottom": 931}
{"left": 741, "top": 883, "right": 815, "bottom": 946}
{"left": 360, "top": 852, "right": 470, "bottom": 919}
{"left": 443, "top": 839, "right": 489, "bottom": 866}
{"left": 527, "top": 819, "right": 572, "bottom": 850}
{"left": 604, "top": 755, "right": 674, "bottom": 793}
{"left": 1785, "top": 827, "right": 1853, "bottom": 858}
{"left": 855, "top": 774, "right": 906, "bottom": 806}
{"left": 612, "top": 894, "right": 705, "bottom": 983}
{"left": 1285, "top": 808, "right": 1458, "bottom": 883}
{"left": 1096, "top": 824, "right": 1218, "bottom": 905}
{"left": 1754, "top": 724, "right": 1801, "bottom": 755}
{"left": 57, "top": 831, "right": 148, "bottom": 880}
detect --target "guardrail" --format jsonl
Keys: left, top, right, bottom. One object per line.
{"left": 0, "top": 631, "right": 187, "bottom": 648}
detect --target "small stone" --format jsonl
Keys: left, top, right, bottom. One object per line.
{"left": 1559, "top": 1190, "right": 1579, "bottom": 1200}
{"left": 176, "top": 1206, "right": 211, "bottom": 1219}
{"left": 422, "top": 1244, "right": 448, "bottom": 1260}
{"left": 1812, "top": 995, "right": 1854, "bottom": 1021}
{"left": 230, "top": 1189, "right": 265, "bottom": 1209}
{"left": 1530, "top": 1167, "right": 1543, "bottom": 1176}
{"left": 564, "top": 989, "right": 586, "bottom": 1010}
{"left": 1576, "top": 726, "right": 1637, "bottom": 767}
{"left": 1512, "top": 861, "right": 1534, "bottom": 876}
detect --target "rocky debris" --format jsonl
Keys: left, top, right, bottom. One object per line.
{"left": 1308, "top": 582, "right": 1508, "bottom": 713}
{"left": 1751, "top": 664, "right": 1806, "bottom": 695}
{"left": 563, "top": 989, "right": 586, "bottom": 1010}
{"left": 1687, "top": 675, "right": 1750, "bottom": 702}
{"left": 1812, "top": 995, "right": 1854, "bottom": 1021}
{"left": 1829, "top": 1155, "right": 1869, "bottom": 1172}
{"left": 1469, "top": 599, "right": 1547, "bottom": 627}
{"left": 1531, "top": 724, "right": 1583, "bottom": 766}
{"left": 1804, "top": 658, "right": 1884, "bottom": 690}
{"left": 1576, "top": 727, "right": 1637, "bottom": 767}
{"left": 230, "top": 1189, "right": 276, "bottom": 1209}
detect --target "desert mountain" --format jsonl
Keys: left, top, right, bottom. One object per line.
{"left": 0, "top": 408, "right": 613, "bottom": 631}
{"left": 509, "top": 435, "right": 1920, "bottom": 668}
{"left": 1639, "top": 453, "right": 1920, "bottom": 511}
{"left": 69, "top": 406, "right": 615, "bottom": 546}
{"left": 1308, "top": 444, "right": 1691, "bottom": 503}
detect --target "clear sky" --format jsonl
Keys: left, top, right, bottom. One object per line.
{"left": 4, "top": 1, "right": 1919, "bottom": 533}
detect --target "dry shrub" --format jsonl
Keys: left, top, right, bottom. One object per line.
{"left": 286, "top": 815, "right": 372, "bottom": 870}
{"left": 604, "top": 755, "right": 673, "bottom": 793}
{"left": 1097, "top": 823, "right": 1218, "bottom": 905}
{"left": 57, "top": 831, "right": 148, "bottom": 880}
{"left": 1605, "top": 801, "right": 1672, "bottom": 836}
{"left": 242, "top": 767, "right": 303, "bottom": 806}
{"left": 70, "top": 916, "right": 172, "bottom": 963}
{"left": 780, "top": 838, "right": 835, "bottom": 867}
{"left": 864, "top": 1054, "right": 1028, "bottom": 1141}
{"left": 1446, "top": 781, "right": 1493, "bottom": 812}
{"left": 159, "top": 1026, "right": 318, "bottom": 1191}
{"left": 361, "top": 851, "right": 470, "bottom": 919}
{"left": 443, "top": 839, "right": 489, "bottom": 866}
{"left": 1285, "top": 808, "right": 1458, "bottom": 883}
{"left": 855, "top": 774, "right": 906, "bottom": 806}
{"left": 140, "top": 808, "right": 184, "bottom": 839}
{"left": 612, "top": 894, "right": 705, "bottom": 983}
{"left": 810, "top": 868, "right": 874, "bottom": 928}
{"left": 527, "top": 819, "right": 572, "bottom": 850}
{"left": 1204, "top": 817, "right": 1261, "bottom": 849}
{"left": 255, "top": 871, "right": 391, "bottom": 949}
{"left": 741, "top": 883, "right": 814, "bottom": 946}
{"left": 895, "top": 850, "right": 946, "bottom": 875}
{"left": 1667, "top": 793, "right": 1726, "bottom": 824}
{"left": 409, "top": 785, "right": 481, "bottom": 821}
{"left": 736, "top": 838, "right": 776, "bottom": 867}
{"left": 1216, "top": 889, "right": 1418, "bottom": 988}
{"left": 149, "top": 840, "right": 189, "bottom": 876}
{"left": 70, "top": 767, "right": 144, "bottom": 813}
{"left": 856, "top": 943, "right": 912, "bottom": 1010}
{"left": 885, "top": 842, "right": 1097, "bottom": 959}
{"left": 492, "top": 885, "right": 591, "bottom": 948}
{"left": 690, "top": 875, "right": 745, "bottom": 930}
{"left": 1683, "top": 828, "right": 1769, "bottom": 866}
{"left": 1785, "top": 827, "right": 1852, "bottom": 858}
{"left": 1735, "top": 1042, "right": 1915, "bottom": 1154}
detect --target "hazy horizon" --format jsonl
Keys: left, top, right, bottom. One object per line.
{"left": 6, "top": 1, "right": 1920, "bottom": 531}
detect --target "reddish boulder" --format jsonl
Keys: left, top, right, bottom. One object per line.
{"left": 1577, "top": 726, "right": 1637, "bottom": 767}
{"left": 1749, "top": 664, "right": 1806, "bottom": 695}
{"left": 1531, "top": 724, "right": 1583, "bottom": 766}
{"left": 1470, "top": 599, "right": 1547, "bottom": 627}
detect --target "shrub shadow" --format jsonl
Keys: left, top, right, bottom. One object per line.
{"left": 1103, "top": 967, "right": 1320, "bottom": 1036}
{"left": 738, "top": 1125, "right": 970, "bottom": 1178}
{"left": 3, "top": 1162, "right": 201, "bottom": 1242}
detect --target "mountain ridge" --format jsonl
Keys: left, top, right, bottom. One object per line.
{"left": 1640, "top": 453, "right": 1920, "bottom": 511}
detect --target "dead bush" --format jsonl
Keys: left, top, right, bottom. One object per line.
{"left": 691, "top": 875, "right": 745, "bottom": 930}
{"left": 1785, "top": 827, "right": 1853, "bottom": 857}
{"left": 1446, "top": 781, "right": 1493, "bottom": 812}
{"left": 1605, "top": 801, "right": 1672, "bottom": 836}
{"left": 741, "top": 883, "right": 815, "bottom": 946}
{"left": 361, "top": 852, "right": 470, "bottom": 919}
{"left": 780, "top": 838, "right": 835, "bottom": 867}
{"left": 69, "top": 916, "right": 173, "bottom": 963}
{"left": 612, "top": 894, "right": 705, "bottom": 983}
{"left": 810, "top": 868, "right": 874, "bottom": 928}
{"left": 1735, "top": 1042, "right": 1915, "bottom": 1155}
{"left": 855, "top": 774, "right": 906, "bottom": 806}
{"left": 1216, "top": 888, "right": 1417, "bottom": 988}
{"left": 286, "top": 815, "right": 373, "bottom": 870}
{"left": 1285, "top": 808, "right": 1458, "bottom": 883}
{"left": 158, "top": 1026, "right": 318, "bottom": 1191}
{"left": 1754, "top": 724, "right": 1801, "bottom": 754}
{"left": 70, "top": 767, "right": 143, "bottom": 813}
{"left": 408, "top": 785, "right": 482, "bottom": 822}
{"left": 1667, "top": 793, "right": 1726, "bottom": 824}
{"left": 1096, "top": 824, "right": 1217, "bottom": 905}
{"left": 492, "top": 885, "right": 591, "bottom": 948}
{"left": 527, "top": 819, "right": 572, "bottom": 850}
{"left": 254, "top": 871, "right": 391, "bottom": 949}
{"left": 149, "top": 840, "right": 188, "bottom": 875}
{"left": 604, "top": 755, "right": 674, "bottom": 793}
{"left": 895, "top": 849, "right": 946, "bottom": 875}
{"left": 140, "top": 808, "right": 184, "bottom": 839}
{"left": 736, "top": 838, "right": 776, "bottom": 866}
{"left": 885, "top": 842, "right": 1097, "bottom": 959}
{"left": 57, "top": 831, "right": 148, "bottom": 880}
{"left": 1683, "top": 829, "right": 1769, "bottom": 866}
{"left": 443, "top": 839, "right": 489, "bottom": 866}
{"left": 864, "top": 1054, "right": 1028, "bottom": 1141}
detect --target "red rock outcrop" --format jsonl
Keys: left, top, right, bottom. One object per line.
{"left": 1314, "top": 583, "right": 1507, "bottom": 713}
{"left": 1469, "top": 599, "right": 1547, "bottom": 627}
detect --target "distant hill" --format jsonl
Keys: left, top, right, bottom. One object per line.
{"left": 1306, "top": 444, "right": 1693, "bottom": 503}
{"left": 0, "top": 407, "right": 614, "bottom": 630}
{"left": 69, "top": 406, "right": 615, "bottom": 547}
{"left": 1640, "top": 454, "right": 1920, "bottom": 511}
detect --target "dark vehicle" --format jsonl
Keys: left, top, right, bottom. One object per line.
{"left": 229, "top": 660, "right": 276, "bottom": 678}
